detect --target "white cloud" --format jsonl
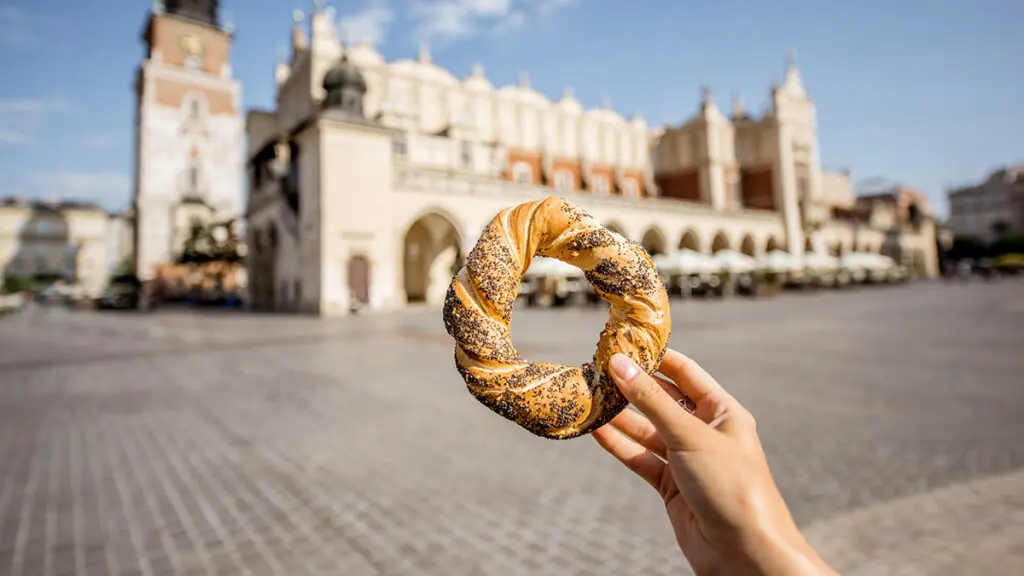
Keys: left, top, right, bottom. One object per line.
{"left": 337, "top": 1, "right": 395, "bottom": 45}
{"left": 0, "top": 97, "right": 69, "bottom": 115}
{"left": 410, "top": 0, "right": 514, "bottom": 41}
{"left": 490, "top": 10, "right": 525, "bottom": 36}
{"left": 24, "top": 172, "right": 130, "bottom": 207}
{"left": 410, "top": 0, "right": 575, "bottom": 43}
{"left": 532, "top": 0, "right": 576, "bottom": 15}
{"left": 0, "top": 96, "right": 69, "bottom": 146}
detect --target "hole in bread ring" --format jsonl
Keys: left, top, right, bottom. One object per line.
{"left": 443, "top": 196, "right": 672, "bottom": 439}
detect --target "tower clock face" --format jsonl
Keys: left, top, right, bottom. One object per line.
{"left": 181, "top": 34, "right": 205, "bottom": 59}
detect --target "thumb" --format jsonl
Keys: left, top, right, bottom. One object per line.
{"left": 608, "top": 353, "right": 710, "bottom": 451}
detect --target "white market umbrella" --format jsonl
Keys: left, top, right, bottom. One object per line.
{"left": 712, "top": 249, "right": 757, "bottom": 273}
{"left": 841, "top": 252, "right": 891, "bottom": 272}
{"left": 803, "top": 251, "right": 840, "bottom": 271}
{"left": 758, "top": 250, "right": 802, "bottom": 272}
{"left": 524, "top": 256, "right": 583, "bottom": 279}
{"left": 654, "top": 249, "right": 719, "bottom": 275}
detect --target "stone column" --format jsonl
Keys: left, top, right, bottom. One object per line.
{"left": 705, "top": 125, "right": 727, "bottom": 210}
{"left": 774, "top": 125, "right": 804, "bottom": 255}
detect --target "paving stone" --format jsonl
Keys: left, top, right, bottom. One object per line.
{"left": 0, "top": 279, "right": 1022, "bottom": 574}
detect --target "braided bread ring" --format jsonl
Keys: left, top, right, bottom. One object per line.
{"left": 442, "top": 196, "right": 671, "bottom": 439}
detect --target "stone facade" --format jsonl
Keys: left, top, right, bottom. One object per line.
{"left": 0, "top": 197, "right": 110, "bottom": 298}
{"left": 245, "top": 6, "right": 938, "bottom": 316}
{"left": 131, "top": 3, "right": 244, "bottom": 281}
{"left": 947, "top": 166, "right": 1024, "bottom": 242}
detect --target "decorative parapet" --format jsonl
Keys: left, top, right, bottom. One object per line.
{"left": 394, "top": 166, "right": 783, "bottom": 222}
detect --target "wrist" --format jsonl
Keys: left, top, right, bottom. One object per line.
{"left": 739, "top": 524, "right": 835, "bottom": 576}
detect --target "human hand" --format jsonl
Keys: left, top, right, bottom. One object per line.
{"left": 592, "top": 350, "right": 836, "bottom": 576}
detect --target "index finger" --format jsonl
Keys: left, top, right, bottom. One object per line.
{"left": 607, "top": 354, "right": 709, "bottom": 451}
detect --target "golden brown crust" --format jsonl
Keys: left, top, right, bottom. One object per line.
{"left": 443, "top": 196, "right": 671, "bottom": 439}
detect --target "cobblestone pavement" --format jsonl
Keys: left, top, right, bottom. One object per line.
{"left": 0, "top": 279, "right": 1022, "bottom": 575}
{"left": 804, "top": 468, "right": 1024, "bottom": 575}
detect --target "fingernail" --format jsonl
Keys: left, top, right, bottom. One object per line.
{"left": 609, "top": 354, "right": 639, "bottom": 382}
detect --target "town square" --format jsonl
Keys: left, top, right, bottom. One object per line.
{"left": 2, "top": 280, "right": 1024, "bottom": 574}
{"left": 2, "top": 0, "right": 1023, "bottom": 574}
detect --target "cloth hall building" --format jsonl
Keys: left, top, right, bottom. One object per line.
{"left": 245, "top": 6, "right": 938, "bottom": 316}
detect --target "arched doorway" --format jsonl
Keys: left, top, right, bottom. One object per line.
{"left": 640, "top": 227, "right": 667, "bottom": 255}
{"left": 348, "top": 255, "right": 371, "bottom": 309}
{"left": 711, "top": 231, "right": 730, "bottom": 253}
{"left": 679, "top": 229, "right": 701, "bottom": 252}
{"left": 740, "top": 235, "right": 756, "bottom": 256}
{"left": 404, "top": 212, "right": 463, "bottom": 304}
{"left": 604, "top": 221, "right": 628, "bottom": 238}
{"left": 804, "top": 237, "right": 814, "bottom": 253}
{"left": 765, "top": 236, "right": 782, "bottom": 253}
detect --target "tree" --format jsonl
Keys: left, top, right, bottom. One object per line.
{"left": 107, "top": 261, "right": 141, "bottom": 289}
{"left": 176, "top": 218, "right": 243, "bottom": 267}
{"left": 175, "top": 218, "right": 245, "bottom": 290}
{"left": 2, "top": 276, "right": 33, "bottom": 295}
{"left": 990, "top": 221, "right": 1011, "bottom": 239}
{"left": 947, "top": 234, "right": 988, "bottom": 261}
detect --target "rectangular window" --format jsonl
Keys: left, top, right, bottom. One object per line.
{"left": 393, "top": 132, "right": 407, "bottom": 156}
{"left": 593, "top": 177, "right": 609, "bottom": 194}
{"left": 460, "top": 140, "right": 472, "bottom": 167}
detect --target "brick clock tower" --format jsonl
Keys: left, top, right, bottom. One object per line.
{"left": 132, "top": 0, "right": 243, "bottom": 281}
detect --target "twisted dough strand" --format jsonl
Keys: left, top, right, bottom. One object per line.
{"left": 443, "top": 196, "right": 671, "bottom": 439}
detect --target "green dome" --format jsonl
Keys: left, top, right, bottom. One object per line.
{"left": 322, "top": 54, "right": 366, "bottom": 93}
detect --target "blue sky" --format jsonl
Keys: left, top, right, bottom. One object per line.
{"left": 0, "top": 0, "right": 1021, "bottom": 216}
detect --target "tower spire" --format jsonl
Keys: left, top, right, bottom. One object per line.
{"left": 731, "top": 90, "right": 746, "bottom": 119}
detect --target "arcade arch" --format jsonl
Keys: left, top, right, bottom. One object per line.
{"left": 711, "top": 231, "right": 730, "bottom": 253}
{"left": 740, "top": 235, "right": 756, "bottom": 256}
{"left": 604, "top": 221, "right": 628, "bottom": 238}
{"left": 403, "top": 212, "right": 463, "bottom": 304}
{"left": 678, "top": 229, "right": 701, "bottom": 252}
{"left": 640, "top": 227, "right": 668, "bottom": 255}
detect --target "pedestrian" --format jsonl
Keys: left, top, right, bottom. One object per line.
{"left": 594, "top": 350, "right": 837, "bottom": 575}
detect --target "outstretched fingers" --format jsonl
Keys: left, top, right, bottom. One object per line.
{"left": 658, "top": 349, "right": 756, "bottom": 437}
{"left": 657, "top": 349, "right": 728, "bottom": 406}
